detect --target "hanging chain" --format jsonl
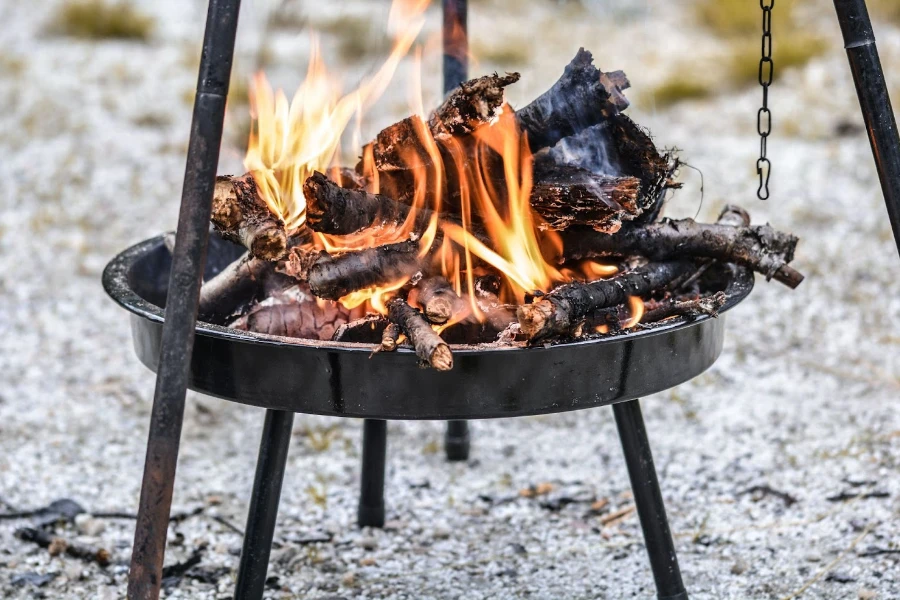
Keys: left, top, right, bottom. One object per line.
{"left": 757, "top": 0, "right": 774, "bottom": 200}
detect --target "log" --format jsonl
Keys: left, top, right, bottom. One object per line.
{"left": 560, "top": 208, "right": 804, "bottom": 288}
{"left": 381, "top": 322, "right": 402, "bottom": 351}
{"left": 387, "top": 298, "right": 453, "bottom": 370}
{"left": 212, "top": 174, "right": 287, "bottom": 261}
{"left": 230, "top": 285, "right": 357, "bottom": 340}
{"left": 641, "top": 291, "right": 727, "bottom": 324}
{"left": 198, "top": 253, "right": 273, "bottom": 324}
{"left": 15, "top": 527, "right": 111, "bottom": 566}
{"left": 307, "top": 239, "right": 423, "bottom": 300}
{"left": 517, "top": 260, "right": 695, "bottom": 342}
{"left": 530, "top": 163, "right": 642, "bottom": 232}
{"left": 515, "top": 48, "right": 629, "bottom": 152}
{"left": 415, "top": 277, "right": 459, "bottom": 324}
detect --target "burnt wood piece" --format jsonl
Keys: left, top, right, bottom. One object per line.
{"left": 332, "top": 314, "right": 388, "bottom": 343}
{"left": 387, "top": 298, "right": 453, "bottom": 371}
{"left": 230, "top": 285, "right": 356, "bottom": 341}
{"left": 560, "top": 211, "right": 804, "bottom": 288}
{"left": 515, "top": 48, "right": 629, "bottom": 152}
{"left": 212, "top": 174, "right": 287, "bottom": 261}
{"left": 275, "top": 243, "right": 320, "bottom": 282}
{"left": 517, "top": 261, "right": 696, "bottom": 343}
{"left": 15, "top": 527, "right": 111, "bottom": 566}
{"left": 380, "top": 322, "right": 402, "bottom": 351}
{"left": 641, "top": 291, "right": 727, "bottom": 324}
{"left": 530, "top": 163, "right": 642, "bottom": 232}
{"left": 304, "top": 171, "right": 432, "bottom": 235}
{"left": 416, "top": 277, "right": 459, "bottom": 324}
{"left": 199, "top": 253, "right": 274, "bottom": 324}
{"left": 307, "top": 240, "right": 423, "bottom": 301}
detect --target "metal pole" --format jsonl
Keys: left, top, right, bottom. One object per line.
{"left": 358, "top": 419, "right": 387, "bottom": 527}
{"left": 235, "top": 409, "right": 295, "bottom": 599}
{"left": 833, "top": 0, "right": 900, "bottom": 257}
{"left": 127, "top": 1, "right": 240, "bottom": 598}
{"left": 613, "top": 400, "right": 688, "bottom": 600}
{"left": 442, "top": 0, "right": 472, "bottom": 462}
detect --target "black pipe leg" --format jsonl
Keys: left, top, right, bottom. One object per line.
{"left": 444, "top": 420, "right": 470, "bottom": 461}
{"left": 235, "top": 409, "right": 294, "bottom": 599}
{"left": 613, "top": 400, "right": 688, "bottom": 600}
{"left": 358, "top": 419, "right": 387, "bottom": 528}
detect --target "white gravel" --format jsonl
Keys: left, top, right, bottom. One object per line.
{"left": 1, "top": 1, "right": 899, "bottom": 599}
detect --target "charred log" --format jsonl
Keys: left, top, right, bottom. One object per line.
{"left": 641, "top": 291, "right": 727, "bottom": 324}
{"left": 230, "top": 285, "right": 356, "bottom": 340}
{"left": 198, "top": 253, "right": 274, "bottom": 324}
{"left": 517, "top": 260, "right": 695, "bottom": 342}
{"left": 387, "top": 298, "right": 453, "bottom": 370}
{"left": 515, "top": 48, "right": 629, "bottom": 152}
{"left": 560, "top": 208, "right": 804, "bottom": 288}
{"left": 212, "top": 174, "right": 287, "bottom": 261}
{"left": 415, "top": 277, "right": 459, "bottom": 324}
{"left": 307, "top": 240, "right": 423, "bottom": 300}
{"left": 380, "top": 322, "right": 402, "bottom": 352}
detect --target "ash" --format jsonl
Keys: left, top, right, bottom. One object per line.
{"left": 1, "top": 1, "right": 899, "bottom": 599}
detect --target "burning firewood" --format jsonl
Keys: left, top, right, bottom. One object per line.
{"left": 641, "top": 291, "right": 727, "bottom": 325}
{"left": 198, "top": 253, "right": 273, "bottom": 324}
{"left": 387, "top": 298, "right": 453, "bottom": 371}
{"left": 380, "top": 322, "right": 402, "bottom": 351}
{"left": 307, "top": 239, "right": 423, "bottom": 300}
{"left": 560, "top": 209, "right": 804, "bottom": 288}
{"left": 517, "top": 260, "right": 696, "bottom": 343}
{"left": 332, "top": 314, "right": 388, "bottom": 343}
{"left": 230, "top": 285, "right": 357, "bottom": 340}
{"left": 414, "top": 277, "right": 459, "bottom": 324}
{"left": 514, "top": 48, "right": 629, "bottom": 152}
{"left": 212, "top": 174, "right": 288, "bottom": 261}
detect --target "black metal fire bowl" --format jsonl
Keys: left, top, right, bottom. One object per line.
{"left": 103, "top": 235, "right": 753, "bottom": 420}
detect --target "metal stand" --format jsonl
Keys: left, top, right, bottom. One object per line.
{"left": 358, "top": 419, "right": 388, "bottom": 527}
{"left": 833, "top": 0, "right": 900, "bottom": 257}
{"left": 235, "top": 409, "right": 295, "bottom": 599}
{"left": 613, "top": 400, "right": 688, "bottom": 600}
{"left": 126, "top": 1, "right": 240, "bottom": 598}
{"left": 444, "top": 419, "right": 471, "bottom": 461}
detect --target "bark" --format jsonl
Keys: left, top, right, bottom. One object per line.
{"left": 212, "top": 174, "right": 287, "bottom": 261}
{"left": 641, "top": 291, "right": 727, "bottom": 324}
{"left": 198, "top": 253, "right": 273, "bottom": 324}
{"left": 15, "top": 527, "right": 111, "bottom": 566}
{"left": 560, "top": 209, "right": 804, "bottom": 288}
{"left": 517, "top": 260, "right": 696, "bottom": 342}
{"left": 530, "top": 163, "right": 641, "bottom": 232}
{"left": 387, "top": 298, "right": 453, "bottom": 370}
{"left": 230, "top": 285, "right": 357, "bottom": 340}
{"left": 514, "top": 48, "right": 629, "bottom": 152}
{"left": 380, "top": 322, "right": 402, "bottom": 352}
{"left": 332, "top": 314, "right": 388, "bottom": 343}
{"left": 307, "top": 239, "right": 424, "bottom": 300}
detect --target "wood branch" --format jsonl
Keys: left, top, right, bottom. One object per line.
{"left": 230, "top": 285, "right": 357, "bottom": 340}
{"left": 387, "top": 298, "right": 453, "bottom": 370}
{"left": 304, "top": 171, "right": 431, "bottom": 235}
{"left": 15, "top": 527, "right": 111, "bottom": 566}
{"left": 514, "top": 48, "right": 629, "bottom": 152}
{"left": 307, "top": 239, "right": 424, "bottom": 300}
{"left": 332, "top": 314, "right": 387, "bottom": 343}
{"left": 415, "top": 277, "right": 459, "bottom": 324}
{"left": 530, "top": 163, "right": 641, "bottom": 232}
{"left": 198, "top": 253, "right": 273, "bottom": 324}
{"left": 560, "top": 208, "right": 804, "bottom": 288}
{"left": 517, "top": 260, "right": 695, "bottom": 342}
{"left": 641, "top": 291, "right": 727, "bottom": 324}
{"left": 381, "top": 322, "right": 402, "bottom": 351}
{"left": 212, "top": 174, "right": 287, "bottom": 260}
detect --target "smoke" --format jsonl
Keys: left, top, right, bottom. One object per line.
{"left": 546, "top": 123, "right": 621, "bottom": 177}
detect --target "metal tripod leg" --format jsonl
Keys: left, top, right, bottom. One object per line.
{"left": 358, "top": 419, "right": 387, "bottom": 528}
{"left": 613, "top": 400, "right": 688, "bottom": 600}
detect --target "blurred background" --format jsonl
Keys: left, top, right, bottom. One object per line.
{"left": 1, "top": 0, "right": 899, "bottom": 598}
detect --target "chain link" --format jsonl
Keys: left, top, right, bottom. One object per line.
{"left": 757, "top": 0, "right": 774, "bottom": 200}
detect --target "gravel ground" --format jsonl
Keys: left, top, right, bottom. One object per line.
{"left": 1, "top": 1, "right": 899, "bottom": 599}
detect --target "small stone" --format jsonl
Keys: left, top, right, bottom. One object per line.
{"left": 730, "top": 559, "right": 749, "bottom": 575}
{"left": 858, "top": 589, "right": 877, "bottom": 600}
{"left": 48, "top": 538, "right": 67, "bottom": 557}
{"left": 356, "top": 536, "right": 378, "bottom": 550}
{"left": 432, "top": 526, "right": 451, "bottom": 540}
{"left": 74, "top": 514, "right": 106, "bottom": 537}
{"left": 359, "top": 557, "right": 377, "bottom": 567}
{"left": 341, "top": 571, "right": 356, "bottom": 586}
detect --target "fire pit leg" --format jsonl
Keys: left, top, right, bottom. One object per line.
{"left": 126, "top": 1, "right": 241, "bottom": 598}
{"left": 833, "top": 0, "right": 900, "bottom": 257}
{"left": 358, "top": 419, "right": 387, "bottom": 528}
{"left": 444, "top": 420, "right": 470, "bottom": 461}
{"left": 613, "top": 399, "right": 688, "bottom": 600}
{"left": 235, "top": 409, "right": 294, "bottom": 599}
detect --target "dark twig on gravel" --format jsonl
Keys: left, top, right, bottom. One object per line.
{"left": 826, "top": 490, "right": 890, "bottom": 502}
{"left": 15, "top": 527, "right": 111, "bottom": 566}
{"left": 161, "top": 548, "right": 205, "bottom": 579}
{"left": 738, "top": 485, "right": 798, "bottom": 507}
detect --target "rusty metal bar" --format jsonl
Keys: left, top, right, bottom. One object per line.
{"left": 126, "top": 1, "right": 241, "bottom": 597}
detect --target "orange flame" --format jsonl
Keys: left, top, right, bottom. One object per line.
{"left": 623, "top": 296, "right": 645, "bottom": 328}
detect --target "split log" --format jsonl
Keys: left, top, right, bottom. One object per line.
{"left": 387, "top": 298, "right": 453, "bottom": 371}
{"left": 515, "top": 48, "right": 629, "bottom": 152}
{"left": 212, "top": 174, "right": 287, "bottom": 261}
{"left": 641, "top": 291, "right": 727, "bottom": 324}
{"left": 307, "top": 239, "right": 423, "bottom": 300}
{"left": 332, "top": 314, "right": 388, "bottom": 343}
{"left": 415, "top": 277, "right": 459, "bottom": 324}
{"left": 530, "top": 163, "right": 641, "bottom": 232}
{"left": 517, "top": 260, "right": 695, "bottom": 342}
{"left": 15, "top": 527, "right": 111, "bottom": 566}
{"left": 560, "top": 208, "right": 804, "bottom": 288}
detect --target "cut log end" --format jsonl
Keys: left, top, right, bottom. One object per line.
{"left": 430, "top": 343, "right": 454, "bottom": 371}
{"left": 213, "top": 173, "right": 288, "bottom": 261}
{"left": 247, "top": 224, "right": 288, "bottom": 262}
{"left": 516, "top": 301, "right": 554, "bottom": 340}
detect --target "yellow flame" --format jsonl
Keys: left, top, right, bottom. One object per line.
{"left": 623, "top": 296, "right": 645, "bottom": 328}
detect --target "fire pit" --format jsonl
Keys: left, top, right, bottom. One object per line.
{"left": 104, "top": 234, "right": 753, "bottom": 419}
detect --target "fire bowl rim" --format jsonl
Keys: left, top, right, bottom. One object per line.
{"left": 104, "top": 235, "right": 754, "bottom": 355}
